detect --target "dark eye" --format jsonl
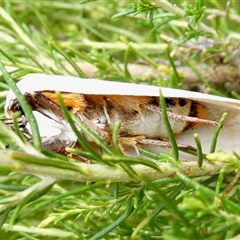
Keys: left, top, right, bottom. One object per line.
{"left": 10, "top": 99, "right": 24, "bottom": 115}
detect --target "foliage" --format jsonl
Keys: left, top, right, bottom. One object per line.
{"left": 0, "top": 0, "right": 240, "bottom": 239}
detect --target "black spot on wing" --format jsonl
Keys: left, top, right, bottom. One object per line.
{"left": 189, "top": 101, "right": 199, "bottom": 117}
{"left": 179, "top": 98, "right": 187, "bottom": 107}
{"left": 183, "top": 101, "right": 202, "bottom": 131}
{"left": 164, "top": 98, "right": 176, "bottom": 107}
{"left": 150, "top": 97, "right": 180, "bottom": 108}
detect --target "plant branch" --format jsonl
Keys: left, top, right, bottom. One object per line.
{"left": 2, "top": 224, "right": 78, "bottom": 238}
{"left": 0, "top": 150, "right": 233, "bottom": 182}
{"left": 153, "top": 0, "right": 219, "bottom": 39}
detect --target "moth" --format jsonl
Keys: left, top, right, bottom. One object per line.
{"left": 4, "top": 74, "right": 240, "bottom": 160}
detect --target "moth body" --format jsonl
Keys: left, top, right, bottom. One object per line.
{"left": 4, "top": 74, "right": 240, "bottom": 159}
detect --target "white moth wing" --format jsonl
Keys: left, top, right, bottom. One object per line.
{"left": 4, "top": 74, "right": 240, "bottom": 159}
{"left": 5, "top": 73, "right": 240, "bottom": 109}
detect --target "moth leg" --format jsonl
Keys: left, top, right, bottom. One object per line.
{"left": 119, "top": 135, "right": 196, "bottom": 154}
{"left": 118, "top": 135, "right": 146, "bottom": 156}
{"left": 137, "top": 138, "right": 196, "bottom": 151}
{"left": 4, "top": 116, "right": 32, "bottom": 140}
{"left": 4, "top": 116, "right": 28, "bottom": 128}
{"left": 77, "top": 113, "right": 110, "bottom": 142}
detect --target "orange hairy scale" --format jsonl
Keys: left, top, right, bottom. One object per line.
{"left": 73, "top": 94, "right": 152, "bottom": 113}
{"left": 41, "top": 91, "right": 208, "bottom": 120}
{"left": 30, "top": 91, "right": 211, "bottom": 132}
{"left": 103, "top": 95, "right": 152, "bottom": 112}
{"left": 41, "top": 91, "right": 87, "bottom": 112}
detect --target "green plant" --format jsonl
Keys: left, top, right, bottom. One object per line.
{"left": 0, "top": 1, "right": 240, "bottom": 239}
